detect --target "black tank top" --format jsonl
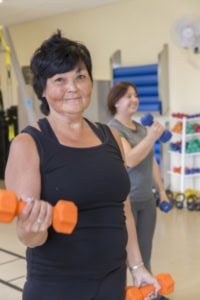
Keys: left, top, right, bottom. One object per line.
{"left": 22, "top": 118, "right": 130, "bottom": 280}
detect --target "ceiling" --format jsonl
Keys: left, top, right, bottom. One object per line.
{"left": 0, "top": 0, "right": 120, "bottom": 26}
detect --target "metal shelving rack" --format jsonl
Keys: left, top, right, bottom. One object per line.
{"left": 168, "top": 116, "right": 200, "bottom": 193}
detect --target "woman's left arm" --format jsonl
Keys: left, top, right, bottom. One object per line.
{"left": 124, "top": 196, "right": 160, "bottom": 294}
{"left": 109, "top": 126, "right": 160, "bottom": 294}
{"left": 152, "top": 157, "right": 169, "bottom": 203}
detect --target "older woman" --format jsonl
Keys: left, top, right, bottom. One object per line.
{"left": 5, "top": 31, "right": 159, "bottom": 300}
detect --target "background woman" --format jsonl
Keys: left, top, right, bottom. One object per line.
{"left": 107, "top": 81, "right": 170, "bottom": 300}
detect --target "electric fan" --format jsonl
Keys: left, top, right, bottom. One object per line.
{"left": 171, "top": 16, "right": 200, "bottom": 53}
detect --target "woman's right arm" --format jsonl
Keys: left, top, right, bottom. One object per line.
{"left": 5, "top": 133, "right": 52, "bottom": 247}
{"left": 120, "top": 121, "right": 164, "bottom": 167}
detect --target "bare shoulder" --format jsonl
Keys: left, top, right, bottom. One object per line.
{"left": 5, "top": 132, "right": 40, "bottom": 193}
{"left": 108, "top": 125, "right": 121, "bottom": 142}
{"left": 9, "top": 132, "right": 38, "bottom": 156}
{"left": 6, "top": 132, "right": 39, "bottom": 171}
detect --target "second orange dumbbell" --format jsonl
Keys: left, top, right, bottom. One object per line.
{"left": 0, "top": 189, "right": 78, "bottom": 234}
{"left": 126, "top": 273, "right": 175, "bottom": 300}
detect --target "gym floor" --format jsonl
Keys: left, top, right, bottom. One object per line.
{"left": 0, "top": 180, "right": 200, "bottom": 300}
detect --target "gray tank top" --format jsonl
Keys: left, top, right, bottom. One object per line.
{"left": 108, "top": 118, "right": 154, "bottom": 203}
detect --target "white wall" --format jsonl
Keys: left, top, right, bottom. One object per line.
{"left": 1, "top": 0, "right": 200, "bottom": 114}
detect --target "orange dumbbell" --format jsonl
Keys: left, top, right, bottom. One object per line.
{"left": 126, "top": 273, "right": 175, "bottom": 300}
{"left": 0, "top": 189, "right": 78, "bottom": 234}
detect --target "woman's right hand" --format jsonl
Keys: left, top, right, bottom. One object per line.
{"left": 16, "top": 197, "right": 52, "bottom": 247}
{"left": 147, "top": 120, "right": 165, "bottom": 142}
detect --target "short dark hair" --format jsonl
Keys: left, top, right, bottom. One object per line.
{"left": 30, "top": 29, "right": 93, "bottom": 115}
{"left": 107, "top": 81, "right": 138, "bottom": 115}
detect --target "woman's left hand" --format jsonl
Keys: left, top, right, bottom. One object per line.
{"left": 130, "top": 266, "right": 160, "bottom": 299}
{"left": 159, "top": 190, "right": 170, "bottom": 204}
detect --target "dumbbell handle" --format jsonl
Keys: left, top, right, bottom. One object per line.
{"left": 126, "top": 273, "right": 175, "bottom": 300}
{"left": 0, "top": 189, "right": 78, "bottom": 234}
{"left": 141, "top": 113, "right": 172, "bottom": 143}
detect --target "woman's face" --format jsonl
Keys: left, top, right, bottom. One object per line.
{"left": 43, "top": 65, "right": 92, "bottom": 116}
{"left": 115, "top": 86, "right": 139, "bottom": 116}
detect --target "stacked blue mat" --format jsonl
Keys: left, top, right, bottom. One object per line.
{"left": 112, "top": 64, "right": 162, "bottom": 114}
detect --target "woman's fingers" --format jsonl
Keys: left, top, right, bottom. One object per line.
{"left": 18, "top": 197, "right": 52, "bottom": 232}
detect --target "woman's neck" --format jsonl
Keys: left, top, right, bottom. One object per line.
{"left": 48, "top": 113, "right": 84, "bottom": 130}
